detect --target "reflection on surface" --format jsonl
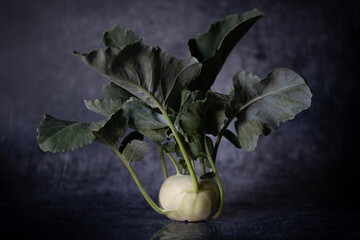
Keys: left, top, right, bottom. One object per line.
{"left": 150, "top": 221, "right": 215, "bottom": 240}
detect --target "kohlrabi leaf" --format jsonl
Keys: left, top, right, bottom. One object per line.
{"left": 177, "top": 90, "right": 226, "bottom": 139}
{"left": 178, "top": 158, "right": 188, "bottom": 174}
{"left": 73, "top": 42, "right": 201, "bottom": 110}
{"left": 175, "top": 90, "right": 226, "bottom": 160}
{"left": 172, "top": 137, "right": 202, "bottom": 161}
{"left": 162, "top": 141, "right": 176, "bottom": 153}
{"left": 223, "top": 129, "right": 241, "bottom": 148}
{"left": 188, "top": 9, "right": 265, "bottom": 92}
{"left": 123, "top": 98, "right": 169, "bottom": 142}
{"left": 102, "top": 25, "right": 141, "bottom": 50}
{"left": 202, "top": 91, "right": 227, "bottom": 136}
{"left": 204, "top": 136, "right": 215, "bottom": 168}
{"left": 102, "top": 82, "right": 134, "bottom": 101}
{"left": 37, "top": 115, "right": 107, "bottom": 153}
{"left": 92, "top": 109, "right": 128, "bottom": 145}
{"left": 200, "top": 172, "right": 215, "bottom": 179}
{"left": 122, "top": 139, "right": 149, "bottom": 162}
{"left": 119, "top": 131, "right": 144, "bottom": 153}
{"left": 84, "top": 98, "right": 123, "bottom": 117}
{"left": 230, "top": 67, "right": 312, "bottom": 151}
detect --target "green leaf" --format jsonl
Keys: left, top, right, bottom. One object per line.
{"left": 188, "top": 9, "right": 265, "bottom": 92}
{"left": 174, "top": 90, "right": 226, "bottom": 160}
{"left": 102, "top": 82, "right": 134, "bottom": 101}
{"left": 177, "top": 90, "right": 226, "bottom": 140}
{"left": 200, "top": 172, "right": 215, "bottom": 179}
{"left": 177, "top": 139, "right": 204, "bottom": 160}
{"left": 123, "top": 98, "right": 169, "bottom": 142}
{"left": 122, "top": 139, "right": 149, "bottom": 162}
{"left": 203, "top": 91, "right": 227, "bottom": 136}
{"left": 179, "top": 90, "right": 204, "bottom": 114}
{"left": 231, "top": 68, "right": 312, "bottom": 151}
{"left": 119, "top": 131, "right": 144, "bottom": 153}
{"left": 93, "top": 109, "right": 128, "bottom": 145}
{"left": 162, "top": 141, "right": 176, "bottom": 153}
{"left": 73, "top": 42, "right": 201, "bottom": 110}
{"left": 223, "top": 129, "right": 241, "bottom": 148}
{"left": 102, "top": 25, "right": 141, "bottom": 50}
{"left": 204, "top": 136, "right": 215, "bottom": 168}
{"left": 37, "top": 115, "right": 107, "bottom": 153}
{"left": 84, "top": 98, "right": 123, "bottom": 117}
{"left": 178, "top": 158, "right": 188, "bottom": 174}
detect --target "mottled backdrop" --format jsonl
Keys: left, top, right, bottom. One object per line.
{"left": 0, "top": 0, "right": 359, "bottom": 238}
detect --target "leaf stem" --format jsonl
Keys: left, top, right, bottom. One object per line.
{"left": 166, "top": 152, "right": 181, "bottom": 175}
{"left": 191, "top": 160, "right": 196, "bottom": 175}
{"left": 213, "top": 117, "right": 234, "bottom": 162}
{"left": 120, "top": 82, "right": 198, "bottom": 191}
{"left": 93, "top": 132, "right": 170, "bottom": 215}
{"left": 199, "top": 157, "right": 205, "bottom": 175}
{"left": 204, "top": 135, "right": 224, "bottom": 219}
{"left": 214, "top": 94, "right": 272, "bottom": 160}
{"left": 159, "top": 108, "right": 198, "bottom": 191}
{"left": 143, "top": 96, "right": 198, "bottom": 191}
{"left": 158, "top": 145, "right": 168, "bottom": 180}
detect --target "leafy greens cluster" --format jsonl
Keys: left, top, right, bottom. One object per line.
{"left": 37, "top": 8, "right": 312, "bottom": 179}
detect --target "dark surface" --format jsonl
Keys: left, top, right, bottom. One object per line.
{"left": 1, "top": 193, "right": 359, "bottom": 239}
{"left": 1, "top": 0, "right": 360, "bottom": 239}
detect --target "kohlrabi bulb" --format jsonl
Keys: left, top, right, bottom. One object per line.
{"left": 159, "top": 175, "right": 220, "bottom": 222}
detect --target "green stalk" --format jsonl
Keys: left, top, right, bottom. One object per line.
{"left": 158, "top": 145, "right": 168, "bottom": 179}
{"left": 214, "top": 99, "right": 263, "bottom": 161}
{"left": 118, "top": 82, "right": 198, "bottom": 191}
{"left": 93, "top": 132, "right": 170, "bottom": 215}
{"left": 213, "top": 117, "right": 234, "bottom": 162}
{"left": 157, "top": 107, "right": 198, "bottom": 191}
{"left": 204, "top": 135, "right": 224, "bottom": 219}
{"left": 166, "top": 152, "right": 181, "bottom": 175}
{"left": 191, "top": 160, "right": 196, "bottom": 175}
{"left": 199, "top": 157, "right": 205, "bottom": 175}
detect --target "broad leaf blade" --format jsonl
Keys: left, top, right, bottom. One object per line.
{"left": 175, "top": 90, "right": 226, "bottom": 160}
{"left": 203, "top": 91, "right": 227, "bottom": 136}
{"left": 123, "top": 139, "right": 149, "bottom": 162}
{"left": 84, "top": 98, "right": 123, "bottom": 117}
{"left": 102, "top": 82, "right": 134, "bottom": 101}
{"left": 119, "top": 131, "right": 144, "bottom": 153}
{"left": 188, "top": 9, "right": 265, "bottom": 91}
{"left": 102, "top": 25, "right": 141, "bottom": 50}
{"left": 200, "top": 172, "right": 215, "bottom": 179}
{"left": 223, "top": 129, "right": 241, "bottom": 148}
{"left": 37, "top": 115, "right": 106, "bottom": 153}
{"left": 74, "top": 42, "right": 201, "bottom": 110}
{"left": 162, "top": 141, "right": 176, "bottom": 153}
{"left": 232, "top": 68, "right": 312, "bottom": 151}
{"left": 123, "top": 98, "right": 169, "bottom": 143}
{"left": 93, "top": 109, "right": 128, "bottom": 145}
{"left": 177, "top": 90, "right": 226, "bottom": 140}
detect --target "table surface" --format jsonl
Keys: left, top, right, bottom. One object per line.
{"left": 1, "top": 193, "right": 359, "bottom": 240}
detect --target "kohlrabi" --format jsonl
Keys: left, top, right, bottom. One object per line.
{"left": 37, "top": 9, "right": 312, "bottom": 222}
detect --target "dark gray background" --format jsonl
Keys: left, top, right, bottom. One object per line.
{"left": 1, "top": 0, "right": 359, "bottom": 239}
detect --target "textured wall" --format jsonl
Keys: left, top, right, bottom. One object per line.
{"left": 1, "top": 0, "right": 359, "bottom": 204}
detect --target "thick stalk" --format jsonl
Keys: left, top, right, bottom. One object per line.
{"left": 214, "top": 98, "right": 262, "bottom": 160}
{"left": 204, "top": 135, "right": 224, "bottom": 219}
{"left": 157, "top": 107, "right": 198, "bottom": 191}
{"left": 93, "top": 132, "right": 170, "bottom": 215}
{"left": 199, "top": 157, "right": 205, "bottom": 175}
{"left": 123, "top": 82, "right": 198, "bottom": 191}
{"left": 191, "top": 160, "right": 196, "bottom": 175}
{"left": 158, "top": 145, "right": 168, "bottom": 179}
{"left": 213, "top": 117, "right": 233, "bottom": 162}
{"left": 166, "top": 152, "right": 181, "bottom": 175}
